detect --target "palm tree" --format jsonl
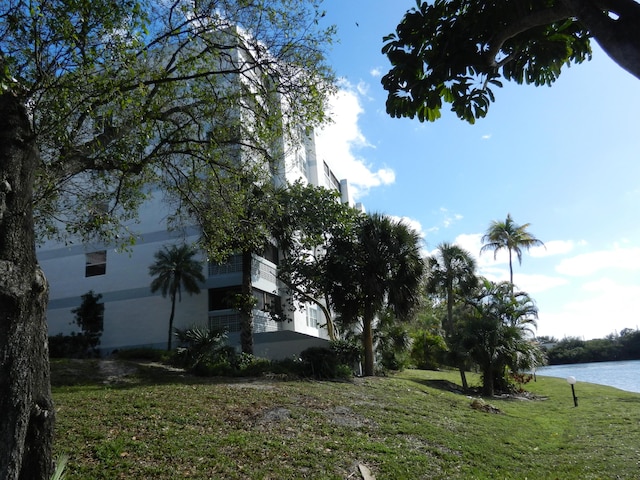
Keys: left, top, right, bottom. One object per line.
{"left": 326, "top": 213, "right": 425, "bottom": 376}
{"left": 480, "top": 213, "right": 545, "bottom": 287}
{"left": 460, "top": 279, "right": 541, "bottom": 396}
{"left": 426, "top": 242, "right": 478, "bottom": 389}
{"left": 426, "top": 242, "right": 478, "bottom": 335}
{"left": 149, "top": 244, "right": 206, "bottom": 350}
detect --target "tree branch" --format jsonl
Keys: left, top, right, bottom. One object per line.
{"left": 485, "top": 4, "right": 574, "bottom": 67}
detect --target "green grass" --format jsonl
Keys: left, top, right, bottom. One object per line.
{"left": 51, "top": 360, "right": 640, "bottom": 479}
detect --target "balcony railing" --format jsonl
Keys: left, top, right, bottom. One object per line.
{"left": 208, "top": 255, "right": 277, "bottom": 284}
{"left": 208, "top": 309, "right": 280, "bottom": 334}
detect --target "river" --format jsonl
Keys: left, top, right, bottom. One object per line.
{"left": 537, "top": 360, "right": 640, "bottom": 393}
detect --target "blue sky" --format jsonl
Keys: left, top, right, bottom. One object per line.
{"left": 314, "top": 0, "right": 640, "bottom": 340}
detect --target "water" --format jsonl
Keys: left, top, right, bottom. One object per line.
{"left": 537, "top": 360, "right": 640, "bottom": 393}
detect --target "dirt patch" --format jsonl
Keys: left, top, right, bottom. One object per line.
{"left": 470, "top": 398, "right": 502, "bottom": 414}
{"left": 98, "top": 360, "right": 139, "bottom": 384}
{"left": 326, "top": 406, "right": 375, "bottom": 428}
{"left": 256, "top": 407, "right": 291, "bottom": 426}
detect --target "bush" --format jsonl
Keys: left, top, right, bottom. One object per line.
{"left": 192, "top": 357, "right": 234, "bottom": 377}
{"left": 235, "top": 354, "right": 272, "bottom": 377}
{"left": 330, "top": 339, "right": 362, "bottom": 366}
{"left": 113, "top": 348, "right": 171, "bottom": 362}
{"left": 299, "top": 346, "right": 351, "bottom": 380}
{"left": 49, "top": 333, "right": 96, "bottom": 359}
{"left": 410, "top": 330, "right": 447, "bottom": 370}
{"left": 173, "top": 325, "right": 228, "bottom": 369}
{"left": 270, "top": 357, "right": 305, "bottom": 377}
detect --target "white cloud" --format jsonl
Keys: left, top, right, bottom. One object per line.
{"left": 529, "top": 240, "right": 577, "bottom": 257}
{"left": 555, "top": 247, "right": 640, "bottom": 276}
{"left": 370, "top": 67, "right": 382, "bottom": 77}
{"left": 453, "top": 233, "right": 483, "bottom": 258}
{"left": 482, "top": 134, "right": 492, "bottom": 140}
{"left": 515, "top": 274, "right": 569, "bottom": 294}
{"left": 433, "top": 207, "right": 464, "bottom": 229}
{"left": 445, "top": 233, "right": 570, "bottom": 293}
{"left": 389, "top": 215, "right": 425, "bottom": 239}
{"left": 315, "top": 81, "right": 395, "bottom": 200}
{"left": 356, "top": 80, "right": 370, "bottom": 97}
{"left": 537, "top": 279, "right": 640, "bottom": 340}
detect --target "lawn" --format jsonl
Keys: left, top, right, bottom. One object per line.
{"left": 51, "top": 360, "right": 640, "bottom": 479}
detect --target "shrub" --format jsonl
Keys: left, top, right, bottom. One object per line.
{"left": 410, "top": 330, "right": 447, "bottom": 370}
{"left": 235, "top": 354, "right": 272, "bottom": 377}
{"left": 173, "top": 325, "right": 228, "bottom": 369}
{"left": 113, "top": 348, "right": 170, "bottom": 362}
{"left": 270, "top": 357, "right": 305, "bottom": 377}
{"left": 49, "top": 332, "right": 94, "bottom": 359}
{"left": 300, "top": 346, "right": 341, "bottom": 379}
{"left": 330, "top": 339, "right": 362, "bottom": 366}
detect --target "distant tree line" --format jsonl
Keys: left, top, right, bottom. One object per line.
{"left": 541, "top": 329, "right": 640, "bottom": 365}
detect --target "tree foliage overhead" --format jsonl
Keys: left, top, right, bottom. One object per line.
{"left": 0, "top": 2, "right": 335, "bottom": 476}
{"left": 0, "top": 0, "right": 335, "bottom": 249}
{"left": 382, "top": 0, "right": 640, "bottom": 123}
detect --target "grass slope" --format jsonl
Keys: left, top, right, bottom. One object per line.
{"left": 52, "top": 360, "right": 640, "bottom": 479}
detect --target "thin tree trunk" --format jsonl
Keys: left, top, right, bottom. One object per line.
{"left": 167, "top": 292, "right": 176, "bottom": 351}
{"left": 240, "top": 250, "right": 254, "bottom": 354}
{"left": 0, "top": 93, "right": 54, "bottom": 480}
{"left": 508, "top": 249, "right": 513, "bottom": 286}
{"left": 362, "top": 305, "right": 375, "bottom": 376}
{"left": 458, "top": 367, "right": 469, "bottom": 391}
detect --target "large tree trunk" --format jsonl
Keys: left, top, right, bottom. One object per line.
{"left": 564, "top": 0, "right": 640, "bottom": 80}
{"left": 0, "top": 93, "right": 54, "bottom": 479}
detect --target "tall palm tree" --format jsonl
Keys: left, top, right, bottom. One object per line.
{"left": 149, "top": 244, "right": 206, "bottom": 350}
{"left": 426, "top": 242, "right": 478, "bottom": 335}
{"left": 426, "top": 242, "right": 478, "bottom": 389}
{"left": 326, "top": 213, "right": 425, "bottom": 376}
{"left": 480, "top": 214, "right": 545, "bottom": 287}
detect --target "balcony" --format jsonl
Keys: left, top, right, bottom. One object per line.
{"left": 208, "top": 309, "right": 280, "bottom": 334}
{"left": 208, "top": 254, "right": 277, "bottom": 285}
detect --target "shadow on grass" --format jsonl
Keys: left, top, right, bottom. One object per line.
{"left": 51, "top": 358, "right": 303, "bottom": 390}
{"left": 399, "top": 372, "right": 469, "bottom": 396}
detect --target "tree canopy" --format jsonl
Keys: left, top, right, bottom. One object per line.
{"left": 272, "top": 182, "right": 360, "bottom": 339}
{"left": 0, "top": 1, "right": 335, "bottom": 477}
{"left": 325, "top": 213, "right": 425, "bottom": 376}
{"left": 460, "top": 279, "right": 542, "bottom": 396}
{"left": 1, "top": 0, "right": 335, "bottom": 250}
{"left": 382, "top": 0, "right": 640, "bottom": 123}
{"left": 480, "top": 214, "right": 545, "bottom": 287}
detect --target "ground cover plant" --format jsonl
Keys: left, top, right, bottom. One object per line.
{"left": 51, "top": 360, "right": 640, "bottom": 479}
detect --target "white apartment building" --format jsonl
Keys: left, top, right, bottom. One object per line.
{"left": 38, "top": 23, "right": 364, "bottom": 358}
{"left": 39, "top": 127, "right": 358, "bottom": 358}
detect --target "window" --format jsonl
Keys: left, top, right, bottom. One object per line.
{"left": 260, "top": 243, "right": 279, "bottom": 265}
{"left": 85, "top": 251, "right": 107, "bottom": 277}
{"left": 306, "top": 305, "right": 319, "bottom": 328}
{"left": 254, "top": 289, "right": 281, "bottom": 314}
{"left": 323, "top": 162, "right": 341, "bottom": 192}
{"left": 208, "top": 286, "right": 242, "bottom": 311}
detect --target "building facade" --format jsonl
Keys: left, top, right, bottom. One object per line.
{"left": 39, "top": 126, "right": 358, "bottom": 358}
